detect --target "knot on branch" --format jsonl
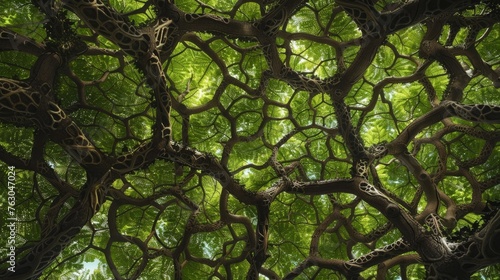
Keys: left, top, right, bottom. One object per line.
{"left": 419, "top": 40, "right": 441, "bottom": 59}
{"left": 385, "top": 203, "right": 400, "bottom": 218}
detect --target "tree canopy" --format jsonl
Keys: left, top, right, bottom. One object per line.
{"left": 1, "top": 0, "right": 500, "bottom": 279}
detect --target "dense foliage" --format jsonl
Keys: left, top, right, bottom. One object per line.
{"left": 1, "top": 0, "right": 500, "bottom": 279}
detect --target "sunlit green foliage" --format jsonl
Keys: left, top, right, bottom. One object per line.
{"left": 1, "top": 0, "right": 500, "bottom": 279}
